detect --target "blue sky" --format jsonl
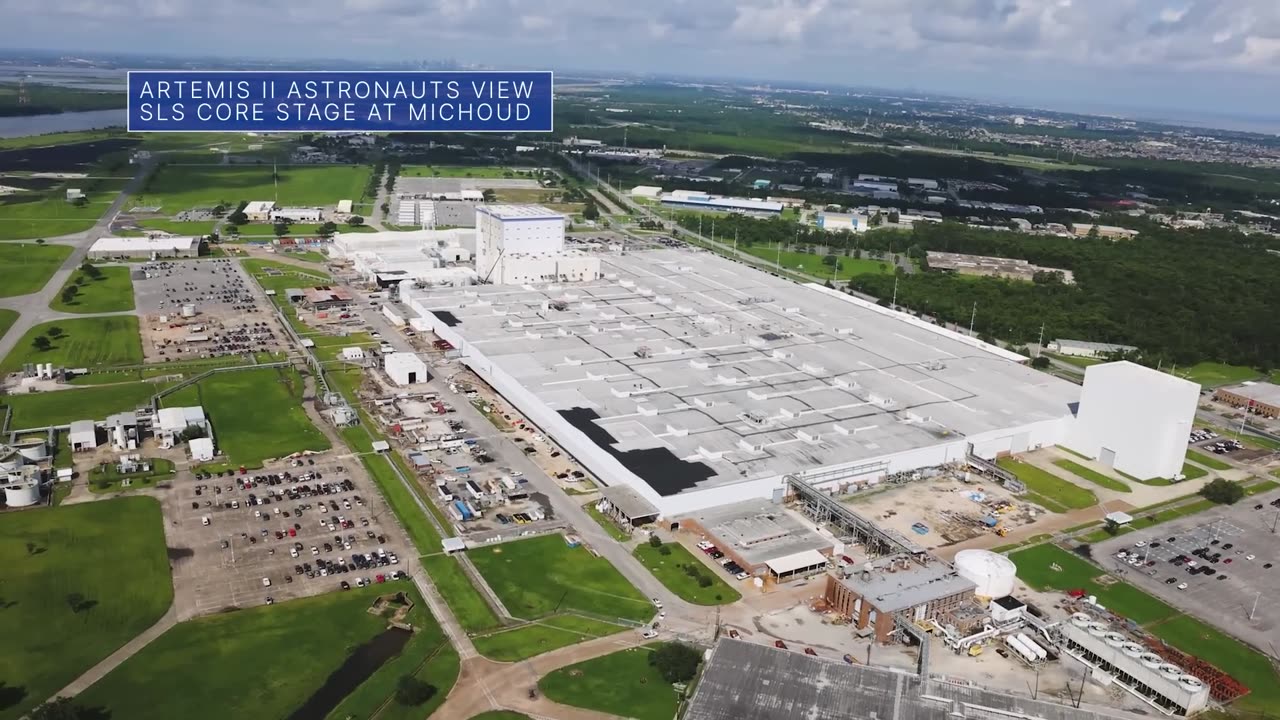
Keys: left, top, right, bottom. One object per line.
{"left": 3, "top": 0, "right": 1279, "bottom": 119}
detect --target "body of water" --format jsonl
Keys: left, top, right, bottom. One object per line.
{"left": 0, "top": 109, "right": 126, "bottom": 139}
{"left": 286, "top": 626, "right": 413, "bottom": 720}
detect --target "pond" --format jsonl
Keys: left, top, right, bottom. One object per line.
{"left": 286, "top": 626, "right": 413, "bottom": 720}
{"left": 0, "top": 109, "right": 126, "bottom": 139}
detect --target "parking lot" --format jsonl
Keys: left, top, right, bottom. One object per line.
{"left": 133, "top": 258, "right": 289, "bottom": 361}
{"left": 159, "top": 453, "right": 414, "bottom": 620}
{"left": 1094, "top": 488, "right": 1280, "bottom": 651}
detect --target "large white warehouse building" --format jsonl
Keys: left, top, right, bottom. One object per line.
{"left": 403, "top": 248, "right": 1084, "bottom": 516}
{"left": 1064, "top": 361, "right": 1198, "bottom": 481}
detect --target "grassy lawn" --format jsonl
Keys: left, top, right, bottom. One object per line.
{"left": 160, "top": 366, "right": 329, "bottom": 466}
{"left": 115, "top": 219, "right": 220, "bottom": 237}
{"left": 1186, "top": 450, "right": 1232, "bottom": 471}
{"left": 0, "top": 193, "right": 115, "bottom": 240}
{"left": 1, "top": 381, "right": 162, "bottom": 429}
{"left": 79, "top": 582, "right": 448, "bottom": 720}
{"left": 998, "top": 458, "right": 1097, "bottom": 512}
{"left": 49, "top": 265, "right": 135, "bottom": 313}
{"left": 1175, "top": 362, "right": 1261, "bottom": 388}
{"left": 0, "top": 316, "right": 142, "bottom": 373}
{"left": 0, "top": 242, "right": 72, "bottom": 296}
{"left": 88, "top": 457, "right": 177, "bottom": 493}
{"left": 0, "top": 309, "right": 17, "bottom": 343}
{"left": 1180, "top": 462, "right": 1207, "bottom": 481}
{"left": 584, "top": 502, "right": 631, "bottom": 542}
{"left": 470, "top": 534, "right": 653, "bottom": 622}
{"left": 633, "top": 542, "right": 741, "bottom": 606}
{"left": 538, "top": 645, "right": 679, "bottom": 720}
{"left": 419, "top": 553, "right": 501, "bottom": 633}
{"left": 0, "top": 498, "right": 173, "bottom": 720}
{"left": 1080, "top": 500, "right": 1217, "bottom": 542}
{"left": 469, "top": 713, "right": 531, "bottom": 720}
{"left": 1010, "top": 544, "right": 1177, "bottom": 624}
{"left": 68, "top": 356, "right": 250, "bottom": 385}
{"left": 740, "top": 245, "right": 896, "bottom": 280}
{"left": 236, "top": 222, "right": 374, "bottom": 236}
{"left": 133, "top": 164, "right": 372, "bottom": 211}
{"left": 473, "top": 614, "right": 625, "bottom": 662}
{"left": 361, "top": 452, "right": 443, "bottom": 554}
{"left": 402, "top": 165, "right": 525, "bottom": 178}
{"left": 1052, "top": 459, "right": 1131, "bottom": 493}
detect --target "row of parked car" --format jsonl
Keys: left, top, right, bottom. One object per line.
{"left": 696, "top": 540, "right": 751, "bottom": 581}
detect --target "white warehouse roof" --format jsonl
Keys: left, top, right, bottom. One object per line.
{"left": 156, "top": 406, "right": 207, "bottom": 431}
{"left": 90, "top": 236, "right": 200, "bottom": 254}
{"left": 477, "top": 204, "right": 563, "bottom": 220}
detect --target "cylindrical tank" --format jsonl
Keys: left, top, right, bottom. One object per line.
{"left": 1140, "top": 653, "right": 1163, "bottom": 669}
{"left": 1017, "top": 633, "right": 1048, "bottom": 661}
{"left": 3, "top": 482, "right": 40, "bottom": 507}
{"left": 1006, "top": 635, "right": 1037, "bottom": 663}
{"left": 0, "top": 446, "right": 23, "bottom": 473}
{"left": 1088, "top": 622, "right": 1108, "bottom": 637}
{"left": 16, "top": 438, "right": 48, "bottom": 462}
{"left": 182, "top": 304, "right": 196, "bottom": 318}
{"left": 1104, "top": 632, "right": 1126, "bottom": 648}
{"left": 1121, "top": 642, "right": 1144, "bottom": 658}
{"left": 1071, "top": 613, "right": 1092, "bottom": 628}
{"left": 953, "top": 549, "right": 1017, "bottom": 599}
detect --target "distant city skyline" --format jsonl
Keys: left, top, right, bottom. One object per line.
{"left": 2, "top": 0, "right": 1279, "bottom": 131}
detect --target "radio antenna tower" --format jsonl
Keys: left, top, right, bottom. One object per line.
{"left": 17, "top": 78, "right": 30, "bottom": 105}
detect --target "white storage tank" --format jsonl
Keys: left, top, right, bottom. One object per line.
{"left": 953, "top": 549, "right": 1017, "bottom": 599}
{"left": 0, "top": 446, "right": 23, "bottom": 473}
{"left": 16, "top": 438, "right": 49, "bottom": 462}
{"left": 3, "top": 481, "right": 40, "bottom": 507}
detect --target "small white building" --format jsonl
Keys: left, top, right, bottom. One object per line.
{"left": 270, "top": 207, "right": 323, "bottom": 224}
{"left": 629, "top": 185, "right": 662, "bottom": 199}
{"left": 337, "top": 200, "right": 353, "bottom": 214}
{"left": 189, "top": 437, "right": 216, "bottom": 462}
{"left": 155, "top": 406, "right": 211, "bottom": 448}
{"left": 341, "top": 347, "right": 366, "bottom": 361}
{"left": 88, "top": 236, "right": 200, "bottom": 260}
{"left": 1065, "top": 362, "right": 1199, "bottom": 481}
{"left": 69, "top": 420, "right": 98, "bottom": 452}
{"left": 385, "top": 352, "right": 428, "bottom": 386}
{"left": 243, "top": 201, "right": 277, "bottom": 222}
{"left": 66, "top": 188, "right": 85, "bottom": 201}
{"left": 1047, "top": 339, "right": 1138, "bottom": 359}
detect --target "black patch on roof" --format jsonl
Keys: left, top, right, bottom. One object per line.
{"left": 558, "top": 407, "right": 715, "bottom": 496}
{"left": 432, "top": 310, "right": 461, "bottom": 327}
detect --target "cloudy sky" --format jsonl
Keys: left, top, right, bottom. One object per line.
{"left": 4, "top": 0, "right": 1280, "bottom": 120}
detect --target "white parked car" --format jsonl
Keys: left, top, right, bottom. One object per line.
{"left": 261, "top": 577, "right": 271, "bottom": 587}
{"left": 1177, "top": 583, "right": 1188, "bottom": 590}
{"left": 1135, "top": 541, "right": 1146, "bottom": 548}
{"left": 1247, "top": 555, "right": 1256, "bottom": 561}
{"left": 652, "top": 597, "right": 663, "bottom": 609}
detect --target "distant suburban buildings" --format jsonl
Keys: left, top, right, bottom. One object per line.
{"left": 816, "top": 212, "right": 867, "bottom": 233}
{"left": 243, "top": 201, "right": 277, "bottom": 222}
{"left": 1072, "top": 224, "right": 1140, "bottom": 240}
{"left": 629, "top": 185, "right": 662, "bottom": 199}
{"left": 270, "top": 207, "right": 323, "bottom": 223}
{"left": 660, "top": 189, "right": 783, "bottom": 216}
{"left": 926, "top": 251, "right": 1074, "bottom": 283}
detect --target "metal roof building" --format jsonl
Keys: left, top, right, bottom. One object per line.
{"left": 88, "top": 236, "right": 200, "bottom": 259}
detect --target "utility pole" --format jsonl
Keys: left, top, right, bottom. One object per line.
{"left": 1036, "top": 323, "right": 1045, "bottom": 357}
{"left": 776, "top": 240, "right": 782, "bottom": 270}
{"left": 1250, "top": 590, "right": 1262, "bottom": 620}
{"left": 733, "top": 229, "right": 738, "bottom": 257}
{"left": 969, "top": 302, "right": 977, "bottom": 336}
{"left": 891, "top": 274, "right": 898, "bottom": 308}
{"left": 1271, "top": 509, "right": 1279, "bottom": 534}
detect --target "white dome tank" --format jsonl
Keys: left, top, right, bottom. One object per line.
{"left": 1122, "top": 643, "right": 1144, "bottom": 658}
{"left": 1104, "top": 632, "right": 1126, "bottom": 648}
{"left": 953, "top": 549, "right": 1017, "bottom": 599}
{"left": 1140, "top": 653, "right": 1163, "bottom": 669}
{"left": 1071, "top": 613, "right": 1091, "bottom": 627}
{"left": 1088, "top": 622, "right": 1108, "bottom": 637}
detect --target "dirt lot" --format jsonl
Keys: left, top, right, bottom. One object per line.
{"left": 159, "top": 452, "right": 413, "bottom": 620}
{"left": 134, "top": 258, "right": 287, "bottom": 361}
{"left": 842, "top": 475, "right": 1037, "bottom": 551}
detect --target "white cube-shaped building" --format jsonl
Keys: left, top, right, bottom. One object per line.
{"left": 190, "top": 437, "right": 216, "bottom": 462}
{"left": 1065, "top": 361, "right": 1199, "bottom": 480}
{"left": 385, "top": 352, "right": 428, "bottom": 386}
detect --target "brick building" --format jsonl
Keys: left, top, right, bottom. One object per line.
{"left": 823, "top": 554, "right": 975, "bottom": 642}
{"left": 1214, "top": 382, "right": 1280, "bottom": 419}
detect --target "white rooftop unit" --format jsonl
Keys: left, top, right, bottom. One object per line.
{"left": 384, "top": 352, "right": 428, "bottom": 386}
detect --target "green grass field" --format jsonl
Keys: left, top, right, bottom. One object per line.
{"left": 88, "top": 457, "right": 176, "bottom": 493}
{"left": 0, "top": 316, "right": 143, "bottom": 373}
{"left": 584, "top": 502, "right": 631, "bottom": 542}
{"left": 1052, "top": 459, "right": 1131, "bottom": 493}
{"left": 79, "top": 583, "right": 452, "bottom": 720}
{"left": 116, "top": 219, "right": 220, "bottom": 237}
{"left": 1180, "top": 463, "right": 1207, "bottom": 481}
{"left": 402, "top": 165, "right": 525, "bottom": 178}
{"left": 1150, "top": 616, "right": 1280, "bottom": 712}
{"left": 133, "top": 165, "right": 372, "bottom": 211}
{"left": 161, "top": 367, "right": 329, "bottom": 466}
{"left": 473, "top": 614, "right": 626, "bottom": 662}
{"left": 1175, "top": 362, "right": 1261, "bottom": 388}
{"left": 633, "top": 542, "right": 741, "bottom": 606}
{"left": 741, "top": 246, "right": 897, "bottom": 280}
{"left": 419, "top": 554, "right": 501, "bottom": 633}
{"left": 235, "top": 222, "right": 375, "bottom": 236}
{"left": 0, "top": 193, "right": 115, "bottom": 240}
{"left": 0, "top": 242, "right": 72, "bottom": 296}
{"left": 470, "top": 535, "right": 653, "bottom": 622}
{"left": 68, "top": 356, "right": 249, "bottom": 385}
{"left": 1010, "top": 544, "right": 1177, "bottom": 624}
{"left": 997, "top": 458, "right": 1098, "bottom": 513}
{"left": 538, "top": 645, "right": 679, "bottom": 720}
{"left": 0, "top": 309, "right": 17, "bottom": 343}
{"left": 0, "top": 498, "right": 173, "bottom": 720}
{"left": 49, "top": 266, "right": 135, "bottom": 313}
{"left": 468, "top": 713, "right": 531, "bottom": 720}
{"left": 1186, "top": 450, "right": 1232, "bottom": 471}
